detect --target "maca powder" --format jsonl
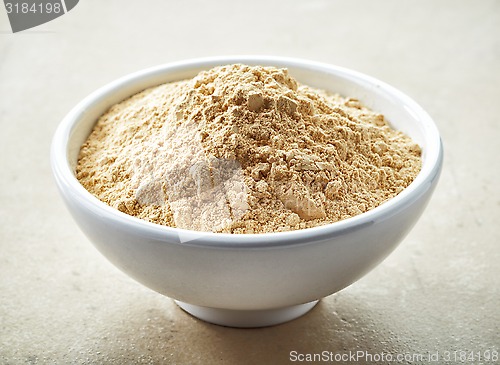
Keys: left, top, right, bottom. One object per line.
{"left": 76, "top": 64, "right": 421, "bottom": 234}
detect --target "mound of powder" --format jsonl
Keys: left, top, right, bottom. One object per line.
{"left": 76, "top": 64, "right": 421, "bottom": 233}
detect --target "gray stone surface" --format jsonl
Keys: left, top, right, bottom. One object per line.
{"left": 0, "top": 0, "right": 498, "bottom": 363}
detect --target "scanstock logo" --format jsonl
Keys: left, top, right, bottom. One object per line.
{"left": 3, "top": 0, "right": 79, "bottom": 33}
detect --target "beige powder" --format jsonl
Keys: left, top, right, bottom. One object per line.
{"left": 76, "top": 64, "right": 421, "bottom": 234}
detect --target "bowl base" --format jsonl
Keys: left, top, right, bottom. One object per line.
{"left": 174, "top": 300, "right": 319, "bottom": 328}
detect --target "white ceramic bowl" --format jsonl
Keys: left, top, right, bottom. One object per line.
{"left": 51, "top": 56, "right": 443, "bottom": 327}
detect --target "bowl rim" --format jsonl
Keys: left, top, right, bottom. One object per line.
{"left": 51, "top": 55, "right": 443, "bottom": 248}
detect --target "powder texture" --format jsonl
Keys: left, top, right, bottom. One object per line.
{"left": 76, "top": 64, "right": 421, "bottom": 234}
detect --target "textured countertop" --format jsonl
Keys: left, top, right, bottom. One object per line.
{"left": 1, "top": 0, "right": 498, "bottom": 364}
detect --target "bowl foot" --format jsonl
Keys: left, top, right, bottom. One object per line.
{"left": 174, "top": 300, "right": 319, "bottom": 328}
